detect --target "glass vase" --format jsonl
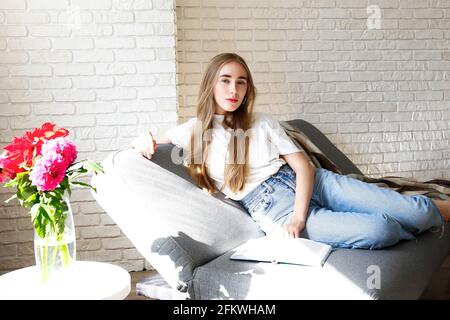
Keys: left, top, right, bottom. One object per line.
{"left": 33, "top": 196, "right": 76, "bottom": 285}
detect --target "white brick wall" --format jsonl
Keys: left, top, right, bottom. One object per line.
{"left": 0, "top": 1, "right": 449, "bottom": 278}
{"left": 177, "top": 0, "right": 450, "bottom": 182}
{"left": 0, "top": 0, "right": 177, "bottom": 273}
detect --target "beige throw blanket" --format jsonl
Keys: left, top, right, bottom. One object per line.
{"left": 281, "top": 121, "right": 450, "bottom": 201}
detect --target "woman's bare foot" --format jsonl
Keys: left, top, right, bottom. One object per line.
{"left": 433, "top": 199, "right": 450, "bottom": 223}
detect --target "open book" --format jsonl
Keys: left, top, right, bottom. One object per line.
{"left": 230, "top": 236, "right": 333, "bottom": 267}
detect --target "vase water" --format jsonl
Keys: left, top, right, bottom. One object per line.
{"left": 34, "top": 196, "right": 76, "bottom": 285}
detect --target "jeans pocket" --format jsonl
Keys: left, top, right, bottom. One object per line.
{"left": 249, "top": 192, "right": 273, "bottom": 216}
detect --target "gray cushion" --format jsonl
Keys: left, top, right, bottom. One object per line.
{"left": 92, "top": 119, "right": 450, "bottom": 300}
{"left": 192, "top": 225, "right": 450, "bottom": 299}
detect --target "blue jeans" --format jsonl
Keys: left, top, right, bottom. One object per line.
{"left": 239, "top": 165, "right": 444, "bottom": 249}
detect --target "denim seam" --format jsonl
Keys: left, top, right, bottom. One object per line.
{"left": 314, "top": 169, "right": 326, "bottom": 205}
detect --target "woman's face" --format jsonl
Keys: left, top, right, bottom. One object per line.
{"left": 213, "top": 61, "right": 248, "bottom": 115}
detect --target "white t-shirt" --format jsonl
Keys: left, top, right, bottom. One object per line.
{"left": 166, "top": 112, "right": 303, "bottom": 200}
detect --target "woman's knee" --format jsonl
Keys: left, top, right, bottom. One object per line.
{"left": 364, "top": 215, "right": 412, "bottom": 249}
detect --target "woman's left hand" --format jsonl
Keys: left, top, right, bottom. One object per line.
{"left": 283, "top": 216, "right": 306, "bottom": 238}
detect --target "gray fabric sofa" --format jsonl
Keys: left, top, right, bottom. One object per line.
{"left": 91, "top": 119, "right": 450, "bottom": 300}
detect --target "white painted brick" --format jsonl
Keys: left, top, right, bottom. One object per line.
{"left": 304, "top": 19, "right": 335, "bottom": 30}
{"left": 73, "top": 50, "right": 113, "bottom": 63}
{"left": 102, "top": 237, "right": 134, "bottom": 249}
{"left": 156, "top": 47, "right": 176, "bottom": 61}
{"left": 52, "top": 38, "right": 94, "bottom": 50}
{"left": 319, "top": 8, "right": 351, "bottom": 18}
{"left": 30, "top": 51, "right": 72, "bottom": 63}
{"left": 29, "top": 77, "right": 72, "bottom": 89}
{"left": 135, "top": 10, "right": 174, "bottom": 22}
{"left": 0, "top": 26, "right": 27, "bottom": 37}
{"left": 9, "top": 91, "right": 53, "bottom": 103}
{"left": 53, "top": 64, "right": 94, "bottom": 76}
{"left": 0, "top": 103, "right": 30, "bottom": 116}
{"left": 116, "top": 75, "right": 156, "bottom": 87}
{"left": 0, "top": 78, "right": 29, "bottom": 90}
{"left": 301, "top": 40, "right": 333, "bottom": 50}
{"left": 336, "top": 82, "right": 366, "bottom": 92}
{"left": 96, "top": 113, "right": 137, "bottom": 125}
{"left": 336, "top": 103, "right": 365, "bottom": 113}
{"left": 74, "top": 214, "right": 100, "bottom": 227}
{"left": 75, "top": 102, "right": 116, "bottom": 114}
{"left": 74, "top": 0, "right": 112, "bottom": 10}
{"left": 114, "top": 24, "right": 154, "bottom": 36}
{"left": 339, "top": 123, "right": 369, "bottom": 133}
{"left": 32, "top": 103, "right": 75, "bottom": 115}
{"left": 73, "top": 76, "right": 114, "bottom": 89}
{"left": 384, "top": 92, "right": 414, "bottom": 102}
{"left": 137, "top": 36, "right": 175, "bottom": 48}
{"left": 0, "top": 0, "right": 26, "bottom": 9}
{"left": 366, "top": 163, "right": 399, "bottom": 175}
{"left": 95, "top": 37, "right": 135, "bottom": 49}
{"left": 2, "top": 12, "right": 50, "bottom": 25}
{"left": 95, "top": 137, "right": 131, "bottom": 151}
{"left": 94, "top": 11, "right": 134, "bottom": 23}
{"left": 77, "top": 226, "right": 120, "bottom": 239}
{"left": 77, "top": 239, "right": 102, "bottom": 251}
{"left": 8, "top": 39, "right": 51, "bottom": 50}
{"left": 73, "top": 25, "right": 114, "bottom": 37}
{"left": 53, "top": 89, "right": 96, "bottom": 102}
{"left": 319, "top": 72, "right": 350, "bottom": 82}
{"left": 95, "top": 63, "right": 136, "bottom": 75}
{"left": 114, "top": 48, "right": 155, "bottom": 62}
{"left": 416, "top": 91, "right": 443, "bottom": 101}
{"left": 139, "top": 61, "right": 176, "bottom": 73}
{"left": 97, "top": 88, "right": 137, "bottom": 100}
{"left": 352, "top": 92, "right": 383, "bottom": 102}
{"left": 79, "top": 250, "right": 122, "bottom": 262}
{"left": 113, "top": 0, "right": 154, "bottom": 10}
{"left": 28, "top": 26, "right": 71, "bottom": 37}
{"left": 75, "top": 126, "right": 117, "bottom": 140}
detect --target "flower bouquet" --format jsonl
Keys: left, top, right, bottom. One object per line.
{"left": 0, "top": 122, "right": 103, "bottom": 283}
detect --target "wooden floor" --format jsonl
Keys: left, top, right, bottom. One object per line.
{"left": 126, "top": 267, "right": 450, "bottom": 300}
{"left": 126, "top": 270, "right": 157, "bottom": 300}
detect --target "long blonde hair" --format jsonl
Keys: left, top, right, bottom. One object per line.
{"left": 185, "top": 53, "right": 257, "bottom": 194}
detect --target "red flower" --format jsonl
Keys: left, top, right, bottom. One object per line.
{"left": 0, "top": 122, "right": 69, "bottom": 181}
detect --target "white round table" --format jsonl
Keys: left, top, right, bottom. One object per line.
{"left": 0, "top": 261, "right": 131, "bottom": 300}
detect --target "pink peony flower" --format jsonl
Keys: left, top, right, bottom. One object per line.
{"left": 30, "top": 154, "right": 68, "bottom": 191}
{"left": 41, "top": 137, "right": 77, "bottom": 167}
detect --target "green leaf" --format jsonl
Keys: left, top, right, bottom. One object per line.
{"left": 33, "top": 205, "right": 51, "bottom": 239}
{"left": 30, "top": 203, "right": 40, "bottom": 221}
{"left": 67, "top": 161, "right": 85, "bottom": 172}
{"left": 70, "top": 181, "right": 95, "bottom": 190}
{"left": 3, "top": 178, "right": 18, "bottom": 188}
{"left": 83, "top": 160, "right": 104, "bottom": 174}
{"left": 23, "top": 193, "right": 39, "bottom": 208}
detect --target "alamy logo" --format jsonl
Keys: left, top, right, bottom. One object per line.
{"left": 367, "top": 5, "right": 381, "bottom": 30}
{"left": 366, "top": 265, "right": 381, "bottom": 289}
{"left": 169, "top": 120, "right": 284, "bottom": 165}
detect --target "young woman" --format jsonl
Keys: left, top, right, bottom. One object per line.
{"left": 133, "top": 52, "right": 450, "bottom": 249}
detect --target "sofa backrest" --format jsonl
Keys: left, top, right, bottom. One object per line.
{"left": 285, "top": 119, "right": 362, "bottom": 175}
{"left": 92, "top": 146, "right": 263, "bottom": 295}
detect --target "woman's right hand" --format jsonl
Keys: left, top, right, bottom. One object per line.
{"left": 131, "top": 131, "right": 157, "bottom": 160}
